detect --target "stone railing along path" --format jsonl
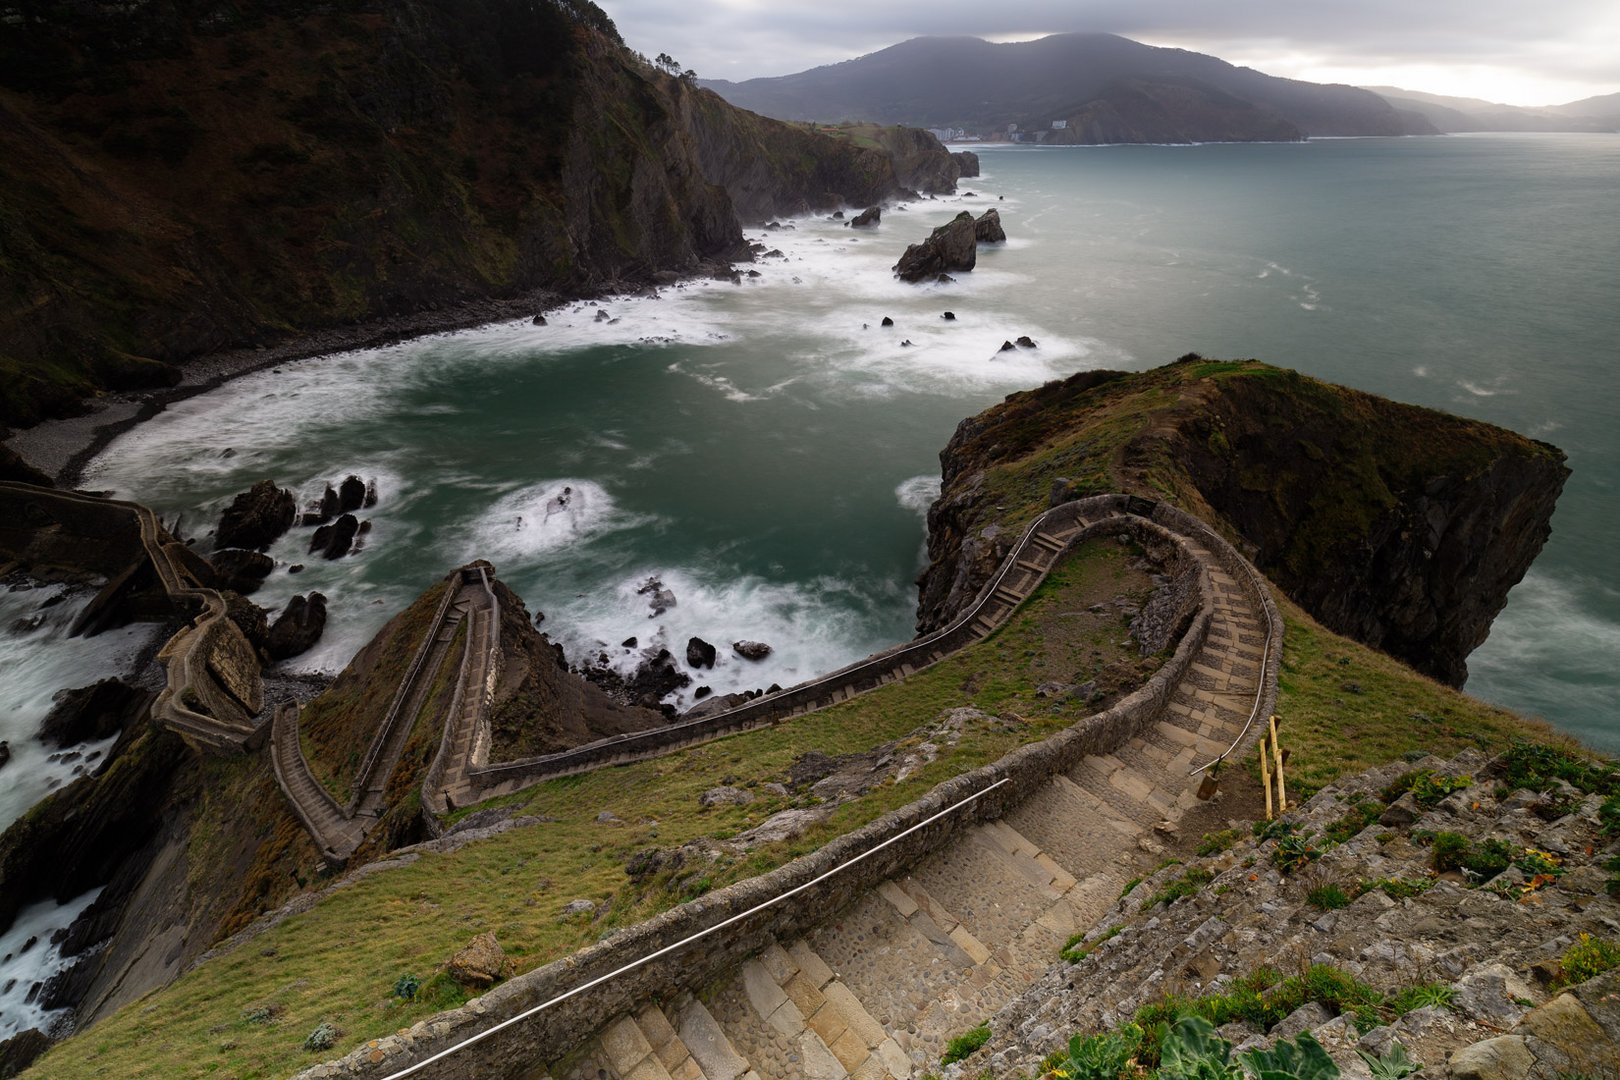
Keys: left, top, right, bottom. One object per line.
{"left": 0, "top": 481, "right": 265, "bottom": 753}
{"left": 295, "top": 495, "right": 1283, "bottom": 1080}
{"left": 272, "top": 565, "right": 498, "bottom": 867}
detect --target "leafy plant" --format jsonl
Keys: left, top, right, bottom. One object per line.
{"left": 1271, "top": 834, "right": 1322, "bottom": 874}
{"left": 1060, "top": 932, "right": 1090, "bottom": 964}
{"left": 941, "top": 1022, "right": 991, "bottom": 1065}
{"left": 1557, "top": 933, "right": 1620, "bottom": 988}
{"left": 1514, "top": 847, "right": 1564, "bottom": 878}
{"left": 1238, "top": 1030, "right": 1340, "bottom": 1079}
{"left": 1197, "top": 829, "right": 1243, "bottom": 856}
{"left": 1155, "top": 1015, "right": 1245, "bottom": 1079}
{"left": 1355, "top": 877, "right": 1433, "bottom": 901}
{"left": 1147, "top": 867, "right": 1215, "bottom": 908}
{"left": 1307, "top": 885, "right": 1349, "bottom": 911}
{"left": 1120, "top": 877, "right": 1142, "bottom": 899}
{"left": 303, "top": 1022, "right": 341, "bottom": 1052}
{"left": 392, "top": 973, "right": 420, "bottom": 1001}
{"left": 1054, "top": 1023, "right": 1143, "bottom": 1079}
{"left": 1409, "top": 770, "right": 1471, "bottom": 808}
{"left": 1498, "top": 742, "right": 1619, "bottom": 796}
{"left": 1385, "top": 982, "right": 1454, "bottom": 1016}
{"left": 1358, "top": 1042, "right": 1421, "bottom": 1079}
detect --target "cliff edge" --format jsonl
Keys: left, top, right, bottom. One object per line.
{"left": 917, "top": 358, "right": 1568, "bottom": 687}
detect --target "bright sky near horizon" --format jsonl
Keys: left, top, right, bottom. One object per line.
{"left": 606, "top": 0, "right": 1620, "bottom": 107}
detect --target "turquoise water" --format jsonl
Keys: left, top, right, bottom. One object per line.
{"left": 86, "top": 133, "right": 1620, "bottom": 748}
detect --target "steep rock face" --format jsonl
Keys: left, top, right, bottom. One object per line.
{"left": 918, "top": 360, "right": 1567, "bottom": 686}
{"left": 0, "top": 0, "right": 928, "bottom": 428}
{"left": 952, "top": 150, "right": 980, "bottom": 177}
{"left": 894, "top": 211, "right": 978, "bottom": 281}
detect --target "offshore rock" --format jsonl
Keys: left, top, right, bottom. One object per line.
{"left": 337, "top": 475, "right": 367, "bottom": 514}
{"left": 309, "top": 514, "right": 360, "bottom": 560}
{"left": 732, "top": 640, "right": 772, "bottom": 661}
{"left": 37, "top": 679, "right": 148, "bottom": 748}
{"left": 974, "top": 207, "right": 1006, "bottom": 243}
{"left": 952, "top": 150, "right": 981, "bottom": 177}
{"left": 894, "top": 211, "right": 977, "bottom": 282}
{"left": 686, "top": 636, "right": 717, "bottom": 669}
{"left": 208, "top": 548, "right": 274, "bottom": 595}
{"left": 214, "top": 481, "right": 295, "bottom": 552}
{"left": 850, "top": 206, "right": 881, "bottom": 228}
{"left": 267, "top": 593, "right": 326, "bottom": 661}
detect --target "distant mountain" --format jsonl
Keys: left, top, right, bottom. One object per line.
{"left": 702, "top": 34, "right": 1436, "bottom": 143}
{"left": 1366, "top": 87, "right": 1616, "bottom": 132}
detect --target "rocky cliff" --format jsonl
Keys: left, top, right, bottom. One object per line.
{"left": 0, "top": 0, "right": 952, "bottom": 428}
{"left": 917, "top": 358, "right": 1568, "bottom": 687}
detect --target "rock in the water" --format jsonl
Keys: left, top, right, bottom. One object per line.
{"left": 309, "top": 513, "right": 360, "bottom": 559}
{"left": 37, "top": 679, "right": 147, "bottom": 747}
{"left": 733, "top": 640, "right": 772, "bottom": 661}
{"left": 974, "top": 207, "right": 1006, "bottom": 243}
{"left": 594, "top": 308, "right": 610, "bottom": 322}
{"left": 215, "top": 480, "right": 295, "bottom": 552}
{"left": 850, "top": 206, "right": 881, "bottom": 228}
{"left": 208, "top": 548, "right": 274, "bottom": 595}
{"left": 363, "top": 480, "right": 378, "bottom": 508}
{"left": 531, "top": 314, "right": 547, "bottom": 326}
{"left": 337, "top": 475, "right": 367, "bottom": 513}
{"left": 636, "top": 576, "right": 676, "bottom": 617}
{"left": 894, "top": 211, "right": 977, "bottom": 282}
{"left": 880, "top": 316, "right": 895, "bottom": 327}
{"left": 621, "top": 636, "right": 637, "bottom": 648}
{"left": 998, "top": 340, "right": 1017, "bottom": 352}
{"left": 628, "top": 649, "right": 691, "bottom": 705}
{"left": 1016, "top": 334, "right": 1037, "bottom": 348}
{"left": 447, "top": 932, "right": 508, "bottom": 988}
{"left": 952, "top": 150, "right": 981, "bottom": 177}
{"left": 686, "top": 636, "right": 717, "bottom": 669}
{"left": 0, "top": 741, "right": 10, "bottom": 771}
{"left": 693, "top": 685, "right": 712, "bottom": 701}
{"left": 830, "top": 210, "right": 844, "bottom": 220}
{"left": 267, "top": 593, "right": 327, "bottom": 661}
{"left": 942, "top": 311, "right": 956, "bottom": 321}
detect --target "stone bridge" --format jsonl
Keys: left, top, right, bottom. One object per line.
{"left": 294, "top": 494, "right": 1282, "bottom": 1080}
{"left": 0, "top": 481, "right": 266, "bottom": 753}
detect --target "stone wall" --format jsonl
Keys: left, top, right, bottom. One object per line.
{"left": 294, "top": 512, "right": 1258, "bottom": 1079}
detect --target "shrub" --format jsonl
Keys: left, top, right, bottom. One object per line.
{"left": 303, "top": 1022, "right": 341, "bottom": 1052}
{"left": 1154, "top": 1014, "right": 1245, "bottom": 1078}
{"left": 1558, "top": 933, "right": 1620, "bottom": 988}
{"left": 1307, "top": 885, "right": 1350, "bottom": 911}
{"left": 941, "top": 1022, "right": 991, "bottom": 1065}
{"left": 1356, "top": 877, "right": 1433, "bottom": 901}
{"left": 1410, "top": 770, "right": 1471, "bottom": 808}
{"left": 1358, "top": 1042, "right": 1422, "bottom": 1079}
{"left": 1197, "top": 829, "right": 1243, "bottom": 856}
{"left": 1060, "top": 932, "right": 1090, "bottom": 964}
{"left": 1272, "top": 833, "right": 1322, "bottom": 874}
{"left": 1238, "top": 1030, "right": 1340, "bottom": 1079}
{"left": 1054, "top": 1023, "right": 1144, "bottom": 1079}
{"left": 1386, "top": 982, "right": 1454, "bottom": 1016}
{"left": 393, "top": 973, "right": 421, "bottom": 1001}
{"left": 1498, "top": 741, "right": 1619, "bottom": 796}
{"left": 1147, "top": 867, "right": 1215, "bottom": 908}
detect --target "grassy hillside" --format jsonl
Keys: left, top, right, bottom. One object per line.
{"left": 27, "top": 535, "right": 1577, "bottom": 1079}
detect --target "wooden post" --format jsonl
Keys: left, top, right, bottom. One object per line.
{"left": 1269, "top": 714, "right": 1287, "bottom": 814}
{"left": 1259, "top": 733, "right": 1274, "bottom": 821}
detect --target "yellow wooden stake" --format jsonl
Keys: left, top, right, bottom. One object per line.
{"left": 1269, "top": 714, "right": 1287, "bottom": 814}
{"left": 1259, "top": 734, "right": 1274, "bottom": 821}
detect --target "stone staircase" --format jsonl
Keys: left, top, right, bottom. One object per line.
{"left": 542, "top": 549, "right": 1273, "bottom": 1079}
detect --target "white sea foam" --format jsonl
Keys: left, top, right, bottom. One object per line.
{"left": 1468, "top": 571, "right": 1620, "bottom": 750}
{"left": 545, "top": 565, "right": 908, "bottom": 712}
{"left": 0, "top": 889, "right": 103, "bottom": 1039}
{"left": 895, "top": 475, "right": 942, "bottom": 515}
{"left": 0, "top": 586, "right": 158, "bottom": 832}
{"left": 449, "top": 479, "right": 649, "bottom": 569}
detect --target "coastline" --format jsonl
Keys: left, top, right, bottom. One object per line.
{"left": 2, "top": 286, "right": 599, "bottom": 487}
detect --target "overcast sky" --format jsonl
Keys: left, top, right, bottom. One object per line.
{"left": 605, "top": 0, "right": 1620, "bottom": 107}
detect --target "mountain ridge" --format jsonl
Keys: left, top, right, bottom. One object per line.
{"left": 703, "top": 33, "right": 1436, "bottom": 142}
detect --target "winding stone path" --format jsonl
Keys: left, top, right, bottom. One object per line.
{"left": 295, "top": 494, "right": 1282, "bottom": 1080}
{"left": 271, "top": 564, "right": 498, "bottom": 866}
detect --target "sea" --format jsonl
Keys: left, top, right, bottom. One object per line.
{"left": 54, "top": 133, "right": 1620, "bottom": 759}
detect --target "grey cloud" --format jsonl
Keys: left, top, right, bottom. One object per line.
{"left": 606, "top": 0, "right": 1619, "bottom": 103}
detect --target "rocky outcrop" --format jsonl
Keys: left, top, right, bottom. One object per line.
{"left": 894, "top": 211, "right": 978, "bottom": 281}
{"left": 917, "top": 360, "right": 1566, "bottom": 685}
{"left": 952, "top": 150, "right": 980, "bottom": 177}
{"left": 686, "top": 636, "right": 717, "bottom": 669}
{"left": 37, "top": 679, "right": 150, "bottom": 748}
{"left": 974, "top": 207, "right": 1006, "bottom": 243}
{"left": 208, "top": 548, "right": 274, "bottom": 595}
{"left": 850, "top": 206, "right": 881, "bottom": 228}
{"left": 309, "top": 514, "right": 360, "bottom": 560}
{"left": 267, "top": 593, "right": 327, "bottom": 661}
{"left": 447, "top": 932, "right": 509, "bottom": 989}
{"left": 214, "top": 481, "right": 295, "bottom": 552}
{"left": 732, "top": 640, "right": 772, "bottom": 661}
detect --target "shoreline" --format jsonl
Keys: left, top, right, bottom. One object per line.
{"left": 2, "top": 284, "right": 616, "bottom": 488}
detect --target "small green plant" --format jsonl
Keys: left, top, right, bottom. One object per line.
{"left": 392, "top": 973, "right": 421, "bottom": 1002}
{"left": 1321, "top": 804, "right": 1383, "bottom": 846}
{"left": 1499, "top": 741, "right": 1619, "bottom": 796}
{"left": 1060, "top": 932, "right": 1090, "bottom": 964}
{"left": 1197, "top": 829, "right": 1243, "bottom": 856}
{"left": 1307, "top": 885, "right": 1350, "bottom": 911}
{"left": 1429, "top": 833, "right": 1512, "bottom": 881}
{"left": 1357, "top": 1042, "right": 1421, "bottom": 1079}
{"left": 1409, "top": 770, "right": 1471, "bottom": 808}
{"left": 1514, "top": 846, "right": 1564, "bottom": 878}
{"left": 1238, "top": 1030, "right": 1340, "bottom": 1079}
{"left": 1557, "top": 933, "right": 1620, "bottom": 988}
{"left": 1146, "top": 867, "right": 1215, "bottom": 908}
{"left": 1272, "top": 833, "right": 1322, "bottom": 874}
{"left": 1054, "top": 1023, "right": 1144, "bottom": 1079}
{"left": 1120, "top": 877, "right": 1142, "bottom": 899}
{"left": 303, "top": 1022, "right": 341, "bottom": 1052}
{"left": 1386, "top": 982, "right": 1454, "bottom": 1016}
{"left": 941, "top": 1022, "right": 992, "bottom": 1065}
{"left": 1356, "top": 877, "right": 1433, "bottom": 901}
